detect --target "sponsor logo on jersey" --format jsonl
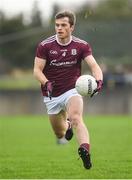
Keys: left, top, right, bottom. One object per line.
{"left": 50, "top": 59, "right": 77, "bottom": 67}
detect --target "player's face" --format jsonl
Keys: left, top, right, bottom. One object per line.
{"left": 55, "top": 17, "right": 74, "bottom": 39}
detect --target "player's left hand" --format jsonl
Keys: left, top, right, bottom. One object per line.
{"left": 91, "top": 80, "right": 103, "bottom": 97}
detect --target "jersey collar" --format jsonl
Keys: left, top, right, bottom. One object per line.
{"left": 56, "top": 34, "right": 72, "bottom": 46}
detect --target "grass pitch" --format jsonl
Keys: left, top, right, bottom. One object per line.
{"left": 0, "top": 115, "right": 132, "bottom": 179}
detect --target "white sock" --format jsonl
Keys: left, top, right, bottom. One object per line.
{"left": 57, "top": 136, "right": 68, "bottom": 144}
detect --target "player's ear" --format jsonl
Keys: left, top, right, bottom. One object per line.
{"left": 71, "top": 25, "right": 74, "bottom": 32}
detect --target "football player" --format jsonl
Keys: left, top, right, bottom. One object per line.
{"left": 33, "top": 10, "right": 103, "bottom": 169}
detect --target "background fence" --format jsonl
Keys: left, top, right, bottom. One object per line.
{"left": 0, "top": 87, "right": 132, "bottom": 115}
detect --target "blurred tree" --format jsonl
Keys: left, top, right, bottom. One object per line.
{"left": 0, "top": 6, "right": 47, "bottom": 72}
{"left": 30, "top": 1, "right": 43, "bottom": 27}
{"left": 0, "top": 0, "right": 132, "bottom": 74}
{"left": 49, "top": 3, "right": 60, "bottom": 30}
{"left": 52, "top": 3, "right": 60, "bottom": 18}
{"left": 0, "top": 10, "right": 5, "bottom": 33}
{"left": 0, "top": 14, "right": 24, "bottom": 35}
{"left": 77, "top": 0, "right": 132, "bottom": 20}
{"left": 0, "top": 14, "right": 26, "bottom": 72}
{"left": 94, "top": 0, "right": 132, "bottom": 19}
{"left": 74, "top": 0, "right": 132, "bottom": 59}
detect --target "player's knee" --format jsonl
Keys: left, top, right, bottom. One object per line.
{"left": 70, "top": 114, "right": 82, "bottom": 128}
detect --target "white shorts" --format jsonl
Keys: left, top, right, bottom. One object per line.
{"left": 43, "top": 88, "right": 81, "bottom": 115}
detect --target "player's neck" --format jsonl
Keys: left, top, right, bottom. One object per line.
{"left": 56, "top": 35, "right": 72, "bottom": 46}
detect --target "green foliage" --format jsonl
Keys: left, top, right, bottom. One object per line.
{"left": 0, "top": 115, "right": 131, "bottom": 178}
{"left": 30, "top": 1, "right": 43, "bottom": 27}
{"left": 0, "top": 15, "right": 24, "bottom": 34}
{"left": 97, "top": 0, "right": 132, "bottom": 19}
{"left": 78, "top": 0, "right": 132, "bottom": 20}
{"left": 0, "top": 0, "right": 132, "bottom": 73}
{"left": 0, "top": 14, "right": 45, "bottom": 72}
{"left": 75, "top": 20, "right": 132, "bottom": 59}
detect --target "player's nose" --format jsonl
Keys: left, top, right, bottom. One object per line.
{"left": 58, "top": 25, "right": 62, "bottom": 30}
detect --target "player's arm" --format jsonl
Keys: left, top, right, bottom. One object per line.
{"left": 84, "top": 55, "right": 103, "bottom": 81}
{"left": 33, "top": 57, "right": 54, "bottom": 99}
{"left": 84, "top": 55, "right": 103, "bottom": 96}
{"left": 33, "top": 57, "right": 48, "bottom": 85}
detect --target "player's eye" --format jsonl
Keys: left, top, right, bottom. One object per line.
{"left": 55, "top": 23, "right": 67, "bottom": 28}
{"left": 55, "top": 23, "right": 59, "bottom": 27}
{"left": 61, "top": 24, "right": 67, "bottom": 27}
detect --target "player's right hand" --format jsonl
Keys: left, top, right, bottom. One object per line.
{"left": 44, "top": 81, "right": 55, "bottom": 100}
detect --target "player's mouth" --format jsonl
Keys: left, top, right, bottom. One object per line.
{"left": 57, "top": 32, "right": 64, "bottom": 35}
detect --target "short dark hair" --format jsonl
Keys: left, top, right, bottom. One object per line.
{"left": 55, "top": 11, "right": 76, "bottom": 26}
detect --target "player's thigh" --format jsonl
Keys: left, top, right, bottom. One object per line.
{"left": 66, "top": 96, "right": 83, "bottom": 120}
{"left": 49, "top": 110, "right": 67, "bottom": 132}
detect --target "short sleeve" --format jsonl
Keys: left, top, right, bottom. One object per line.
{"left": 82, "top": 43, "right": 92, "bottom": 59}
{"left": 36, "top": 43, "right": 47, "bottom": 59}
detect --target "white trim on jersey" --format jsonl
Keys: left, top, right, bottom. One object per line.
{"left": 72, "top": 36, "right": 88, "bottom": 45}
{"left": 40, "top": 35, "right": 88, "bottom": 47}
{"left": 56, "top": 34, "right": 72, "bottom": 46}
{"left": 41, "top": 35, "right": 56, "bottom": 46}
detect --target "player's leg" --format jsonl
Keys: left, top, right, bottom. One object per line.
{"left": 44, "top": 94, "right": 73, "bottom": 143}
{"left": 49, "top": 110, "right": 69, "bottom": 144}
{"left": 66, "top": 96, "right": 92, "bottom": 169}
{"left": 66, "top": 96, "right": 89, "bottom": 144}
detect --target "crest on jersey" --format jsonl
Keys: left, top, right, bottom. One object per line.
{"left": 71, "top": 49, "right": 77, "bottom": 55}
{"left": 50, "top": 50, "right": 58, "bottom": 54}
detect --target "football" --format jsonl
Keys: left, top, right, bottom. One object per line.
{"left": 75, "top": 75, "right": 97, "bottom": 96}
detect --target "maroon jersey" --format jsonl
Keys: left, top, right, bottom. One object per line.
{"left": 36, "top": 35, "right": 92, "bottom": 97}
